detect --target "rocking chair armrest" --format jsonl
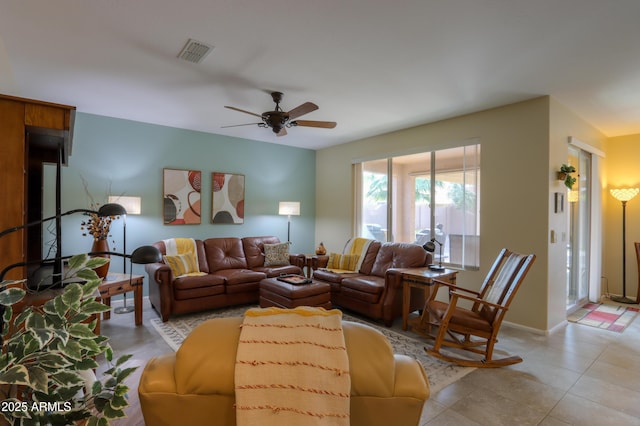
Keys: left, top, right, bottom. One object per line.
{"left": 450, "top": 291, "right": 505, "bottom": 310}
{"left": 432, "top": 279, "right": 481, "bottom": 296}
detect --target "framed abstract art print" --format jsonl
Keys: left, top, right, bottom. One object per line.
{"left": 163, "top": 168, "right": 201, "bottom": 224}
{"left": 211, "top": 172, "right": 245, "bottom": 224}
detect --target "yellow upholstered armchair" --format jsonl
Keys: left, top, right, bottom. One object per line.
{"left": 139, "top": 317, "right": 429, "bottom": 426}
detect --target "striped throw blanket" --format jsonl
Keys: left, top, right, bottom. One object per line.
{"left": 325, "top": 237, "right": 373, "bottom": 273}
{"left": 162, "top": 238, "right": 204, "bottom": 277}
{"left": 163, "top": 237, "right": 198, "bottom": 258}
{"left": 235, "top": 307, "right": 351, "bottom": 426}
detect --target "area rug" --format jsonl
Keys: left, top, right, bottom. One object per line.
{"left": 150, "top": 305, "right": 474, "bottom": 394}
{"left": 568, "top": 302, "right": 639, "bottom": 332}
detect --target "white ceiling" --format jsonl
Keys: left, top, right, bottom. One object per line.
{"left": 2, "top": 0, "right": 640, "bottom": 150}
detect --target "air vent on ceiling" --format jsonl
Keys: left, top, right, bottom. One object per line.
{"left": 177, "top": 39, "right": 214, "bottom": 64}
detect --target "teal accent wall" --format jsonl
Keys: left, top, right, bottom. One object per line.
{"left": 53, "top": 113, "right": 316, "bottom": 289}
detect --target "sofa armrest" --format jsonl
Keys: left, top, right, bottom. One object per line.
{"left": 384, "top": 268, "right": 404, "bottom": 289}
{"left": 145, "top": 262, "right": 174, "bottom": 322}
{"left": 146, "top": 262, "right": 172, "bottom": 284}
{"left": 139, "top": 353, "right": 178, "bottom": 395}
{"left": 392, "top": 354, "right": 430, "bottom": 400}
{"left": 288, "top": 253, "right": 306, "bottom": 269}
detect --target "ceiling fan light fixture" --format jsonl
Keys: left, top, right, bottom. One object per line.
{"left": 223, "top": 92, "right": 337, "bottom": 137}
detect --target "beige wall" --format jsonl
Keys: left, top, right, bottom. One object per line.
{"left": 603, "top": 134, "right": 640, "bottom": 301}
{"left": 316, "top": 96, "right": 608, "bottom": 332}
{"left": 549, "top": 99, "right": 607, "bottom": 327}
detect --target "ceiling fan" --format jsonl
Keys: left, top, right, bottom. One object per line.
{"left": 223, "top": 91, "right": 337, "bottom": 137}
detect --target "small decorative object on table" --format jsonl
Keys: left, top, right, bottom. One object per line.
{"left": 277, "top": 274, "right": 312, "bottom": 285}
{"left": 315, "top": 242, "right": 327, "bottom": 255}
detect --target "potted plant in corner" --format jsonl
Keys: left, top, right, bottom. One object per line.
{"left": 0, "top": 254, "right": 136, "bottom": 426}
{"left": 557, "top": 164, "right": 576, "bottom": 189}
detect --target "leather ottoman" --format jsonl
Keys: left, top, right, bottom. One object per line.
{"left": 259, "top": 277, "right": 331, "bottom": 309}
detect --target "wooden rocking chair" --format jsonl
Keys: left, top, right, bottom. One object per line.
{"left": 422, "top": 248, "right": 536, "bottom": 368}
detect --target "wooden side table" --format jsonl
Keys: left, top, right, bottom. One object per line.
{"left": 399, "top": 268, "right": 458, "bottom": 331}
{"left": 5, "top": 286, "right": 101, "bottom": 336}
{"left": 99, "top": 273, "right": 144, "bottom": 326}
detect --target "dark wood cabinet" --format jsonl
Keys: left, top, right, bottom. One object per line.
{"left": 0, "top": 94, "right": 75, "bottom": 280}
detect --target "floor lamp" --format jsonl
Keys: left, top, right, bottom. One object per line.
{"left": 278, "top": 201, "right": 300, "bottom": 242}
{"left": 609, "top": 188, "right": 639, "bottom": 304}
{"left": 108, "top": 196, "right": 142, "bottom": 314}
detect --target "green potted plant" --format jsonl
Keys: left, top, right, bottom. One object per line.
{"left": 557, "top": 164, "right": 576, "bottom": 189}
{"left": 0, "top": 254, "right": 136, "bottom": 426}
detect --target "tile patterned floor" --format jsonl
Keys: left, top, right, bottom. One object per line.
{"left": 100, "top": 298, "right": 640, "bottom": 425}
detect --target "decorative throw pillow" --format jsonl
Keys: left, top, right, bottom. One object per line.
{"left": 327, "top": 252, "right": 360, "bottom": 271}
{"left": 164, "top": 252, "right": 199, "bottom": 277}
{"left": 264, "top": 242, "right": 291, "bottom": 267}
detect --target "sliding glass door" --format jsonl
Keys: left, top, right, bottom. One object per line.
{"left": 567, "top": 146, "right": 591, "bottom": 310}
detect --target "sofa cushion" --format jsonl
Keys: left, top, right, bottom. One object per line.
{"left": 173, "top": 275, "right": 226, "bottom": 300}
{"left": 327, "top": 252, "right": 360, "bottom": 271}
{"left": 341, "top": 275, "right": 386, "bottom": 295}
{"left": 358, "top": 241, "right": 382, "bottom": 274}
{"left": 173, "top": 274, "right": 226, "bottom": 291}
{"left": 253, "top": 264, "right": 301, "bottom": 278}
{"left": 212, "top": 269, "right": 266, "bottom": 287}
{"left": 164, "top": 253, "right": 200, "bottom": 277}
{"left": 263, "top": 242, "right": 291, "bottom": 266}
{"left": 370, "top": 243, "right": 427, "bottom": 277}
{"left": 204, "top": 238, "right": 248, "bottom": 272}
{"left": 242, "top": 236, "right": 281, "bottom": 269}
{"left": 313, "top": 269, "right": 362, "bottom": 285}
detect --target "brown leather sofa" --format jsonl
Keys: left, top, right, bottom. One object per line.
{"left": 313, "top": 242, "right": 432, "bottom": 326}
{"left": 139, "top": 317, "right": 430, "bottom": 426}
{"left": 146, "top": 236, "right": 304, "bottom": 321}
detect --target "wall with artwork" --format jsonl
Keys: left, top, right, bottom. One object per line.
{"left": 51, "top": 113, "right": 316, "bottom": 283}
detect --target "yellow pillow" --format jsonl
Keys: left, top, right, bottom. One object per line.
{"left": 164, "top": 252, "right": 199, "bottom": 277}
{"left": 327, "top": 252, "right": 360, "bottom": 271}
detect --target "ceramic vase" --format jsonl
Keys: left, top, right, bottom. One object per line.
{"left": 91, "top": 238, "right": 110, "bottom": 279}
{"left": 315, "top": 242, "right": 327, "bottom": 255}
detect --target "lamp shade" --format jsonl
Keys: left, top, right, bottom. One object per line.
{"left": 278, "top": 201, "right": 300, "bottom": 216}
{"left": 423, "top": 241, "right": 436, "bottom": 252}
{"left": 610, "top": 188, "right": 639, "bottom": 202}
{"left": 130, "top": 245, "right": 162, "bottom": 264}
{"left": 109, "top": 196, "right": 142, "bottom": 215}
{"left": 97, "top": 203, "right": 127, "bottom": 217}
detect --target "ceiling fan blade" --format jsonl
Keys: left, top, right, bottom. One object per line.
{"left": 221, "top": 122, "right": 262, "bottom": 128}
{"left": 224, "top": 106, "right": 263, "bottom": 118}
{"left": 287, "top": 102, "right": 318, "bottom": 120}
{"left": 277, "top": 127, "right": 288, "bottom": 137}
{"left": 293, "top": 120, "right": 337, "bottom": 129}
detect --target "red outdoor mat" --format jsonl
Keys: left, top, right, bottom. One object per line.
{"left": 568, "top": 303, "right": 639, "bottom": 332}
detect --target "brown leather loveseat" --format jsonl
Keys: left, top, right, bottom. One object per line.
{"left": 314, "top": 242, "right": 432, "bottom": 326}
{"left": 146, "top": 236, "right": 303, "bottom": 321}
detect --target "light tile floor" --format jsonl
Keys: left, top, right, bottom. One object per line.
{"left": 101, "top": 298, "right": 640, "bottom": 426}
{"left": 419, "top": 300, "right": 640, "bottom": 426}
